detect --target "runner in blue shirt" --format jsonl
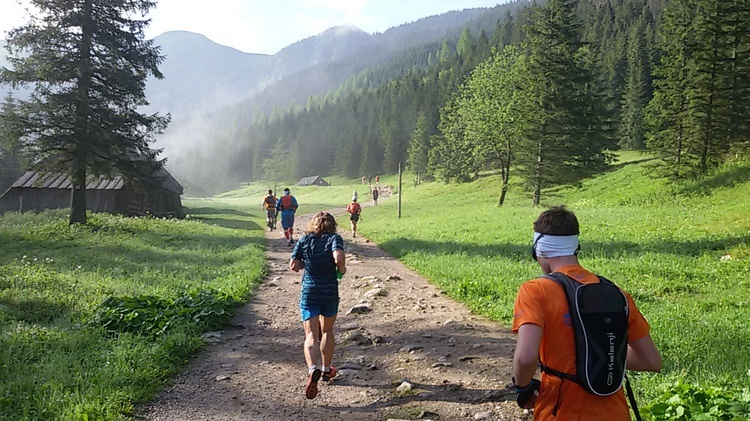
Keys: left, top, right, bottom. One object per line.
{"left": 290, "top": 212, "right": 346, "bottom": 399}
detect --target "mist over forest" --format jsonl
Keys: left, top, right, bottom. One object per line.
{"left": 2, "top": 0, "right": 748, "bottom": 201}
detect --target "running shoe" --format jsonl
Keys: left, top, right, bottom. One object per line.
{"left": 305, "top": 369, "right": 322, "bottom": 399}
{"left": 322, "top": 366, "right": 337, "bottom": 382}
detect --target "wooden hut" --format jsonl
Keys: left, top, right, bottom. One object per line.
{"left": 295, "top": 176, "right": 330, "bottom": 187}
{"left": 0, "top": 169, "right": 183, "bottom": 217}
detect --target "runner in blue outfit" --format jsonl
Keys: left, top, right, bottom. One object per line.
{"left": 290, "top": 212, "right": 346, "bottom": 400}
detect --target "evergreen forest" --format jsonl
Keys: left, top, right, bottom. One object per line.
{"left": 173, "top": 0, "right": 749, "bottom": 200}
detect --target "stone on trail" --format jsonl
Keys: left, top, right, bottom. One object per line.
{"left": 338, "top": 322, "right": 361, "bottom": 331}
{"left": 346, "top": 331, "right": 373, "bottom": 346}
{"left": 339, "top": 363, "right": 363, "bottom": 370}
{"left": 386, "top": 275, "right": 402, "bottom": 281}
{"left": 431, "top": 362, "right": 453, "bottom": 368}
{"left": 215, "top": 375, "right": 230, "bottom": 382}
{"left": 396, "top": 380, "right": 413, "bottom": 392}
{"left": 347, "top": 303, "right": 372, "bottom": 314}
{"left": 398, "top": 345, "right": 423, "bottom": 353}
{"left": 363, "top": 288, "right": 386, "bottom": 298}
{"left": 337, "top": 369, "right": 360, "bottom": 377}
{"left": 418, "top": 410, "right": 440, "bottom": 419}
{"left": 200, "top": 331, "right": 223, "bottom": 343}
{"left": 474, "top": 410, "right": 493, "bottom": 419}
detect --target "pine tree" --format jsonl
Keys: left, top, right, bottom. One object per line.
{"left": 517, "top": 0, "right": 612, "bottom": 205}
{"left": 407, "top": 111, "right": 430, "bottom": 179}
{"left": 723, "top": 0, "right": 750, "bottom": 155}
{"left": 619, "top": 18, "right": 651, "bottom": 149}
{"left": 645, "top": 0, "right": 696, "bottom": 178}
{"left": 1, "top": 0, "right": 169, "bottom": 224}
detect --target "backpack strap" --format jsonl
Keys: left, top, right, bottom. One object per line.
{"left": 539, "top": 273, "right": 580, "bottom": 384}
{"left": 625, "top": 376, "right": 643, "bottom": 421}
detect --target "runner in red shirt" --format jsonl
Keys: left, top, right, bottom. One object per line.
{"left": 346, "top": 196, "right": 362, "bottom": 238}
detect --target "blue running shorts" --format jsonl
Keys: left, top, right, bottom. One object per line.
{"left": 300, "top": 300, "right": 339, "bottom": 321}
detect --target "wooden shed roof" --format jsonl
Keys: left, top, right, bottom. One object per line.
{"left": 10, "top": 169, "right": 183, "bottom": 195}
{"left": 296, "top": 176, "right": 328, "bottom": 186}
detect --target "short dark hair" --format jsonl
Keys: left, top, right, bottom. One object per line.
{"left": 268, "top": 189, "right": 273, "bottom": 195}
{"left": 533, "top": 206, "right": 579, "bottom": 236}
{"left": 284, "top": 188, "right": 290, "bottom": 192}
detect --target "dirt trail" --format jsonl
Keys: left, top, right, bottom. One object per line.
{"left": 142, "top": 194, "right": 527, "bottom": 420}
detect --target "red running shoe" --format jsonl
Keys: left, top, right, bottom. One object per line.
{"left": 305, "top": 369, "right": 321, "bottom": 399}
{"left": 322, "top": 366, "right": 337, "bottom": 382}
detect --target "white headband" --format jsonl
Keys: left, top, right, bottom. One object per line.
{"left": 533, "top": 231, "right": 579, "bottom": 258}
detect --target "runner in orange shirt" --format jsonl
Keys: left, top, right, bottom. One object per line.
{"left": 346, "top": 196, "right": 362, "bottom": 238}
{"left": 511, "top": 206, "right": 662, "bottom": 420}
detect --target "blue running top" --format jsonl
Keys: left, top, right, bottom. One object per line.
{"left": 292, "top": 232, "right": 344, "bottom": 305}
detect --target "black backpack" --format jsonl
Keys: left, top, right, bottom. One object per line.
{"left": 540, "top": 272, "right": 641, "bottom": 419}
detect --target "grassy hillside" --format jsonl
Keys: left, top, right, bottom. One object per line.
{"left": 352, "top": 153, "right": 750, "bottom": 416}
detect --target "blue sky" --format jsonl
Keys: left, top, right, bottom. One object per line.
{"left": 1, "top": 0, "right": 504, "bottom": 55}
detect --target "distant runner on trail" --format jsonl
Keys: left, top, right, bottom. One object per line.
{"left": 276, "top": 188, "right": 298, "bottom": 245}
{"left": 375, "top": 175, "right": 380, "bottom": 185}
{"left": 346, "top": 196, "right": 362, "bottom": 238}
{"left": 289, "top": 212, "right": 346, "bottom": 400}
{"left": 261, "top": 189, "right": 277, "bottom": 231}
{"left": 372, "top": 187, "right": 379, "bottom": 206}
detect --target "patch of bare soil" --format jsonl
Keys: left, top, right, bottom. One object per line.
{"left": 141, "top": 193, "right": 529, "bottom": 421}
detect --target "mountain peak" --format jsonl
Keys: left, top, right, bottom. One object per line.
{"left": 324, "top": 24, "right": 366, "bottom": 36}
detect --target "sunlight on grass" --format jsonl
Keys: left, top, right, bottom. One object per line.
{"left": 356, "top": 157, "right": 750, "bottom": 408}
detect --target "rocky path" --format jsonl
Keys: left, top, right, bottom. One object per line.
{"left": 142, "top": 198, "right": 527, "bottom": 420}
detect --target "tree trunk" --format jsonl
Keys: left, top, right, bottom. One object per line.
{"left": 69, "top": 164, "right": 87, "bottom": 225}
{"left": 498, "top": 161, "right": 509, "bottom": 207}
{"left": 69, "top": 0, "right": 93, "bottom": 226}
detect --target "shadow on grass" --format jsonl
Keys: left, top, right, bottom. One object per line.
{"left": 192, "top": 216, "right": 263, "bottom": 231}
{"left": 379, "top": 233, "right": 750, "bottom": 260}
{"left": 0, "top": 227, "right": 265, "bottom": 286}
{"left": 184, "top": 206, "right": 255, "bottom": 218}
{"left": 677, "top": 164, "right": 750, "bottom": 196}
{"left": 0, "top": 297, "right": 71, "bottom": 324}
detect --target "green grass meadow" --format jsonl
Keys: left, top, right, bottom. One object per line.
{"left": 354, "top": 154, "right": 750, "bottom": 418}
{"left": 1, "top": 156, "right": 749, "bottom": 419}
{"left": 0, "top": 201, "right": 268, "bottom": 420}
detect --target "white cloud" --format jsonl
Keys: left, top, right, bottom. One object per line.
{"left": 0, "top": 1, "right": 32, "bottom": 38}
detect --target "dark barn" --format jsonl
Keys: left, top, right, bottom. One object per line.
{"left": 0, "top": 169, "right": 183, "bottom": 217}
{"left": 296, "top": 176, "right": 330, "bottom": 187}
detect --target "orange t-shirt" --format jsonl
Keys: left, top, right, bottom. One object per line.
{"left": 512, "top": 265, "right": 651, "bottom": 421}
{"left": 346, "top": 202, "right": 361, "bottom": 214}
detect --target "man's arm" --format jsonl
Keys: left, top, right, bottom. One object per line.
{"left": 512, "top": 323, "right": 542, "bottom": 387}
{"left": 627, "top": 334, "right": 662, "bottom": 372}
